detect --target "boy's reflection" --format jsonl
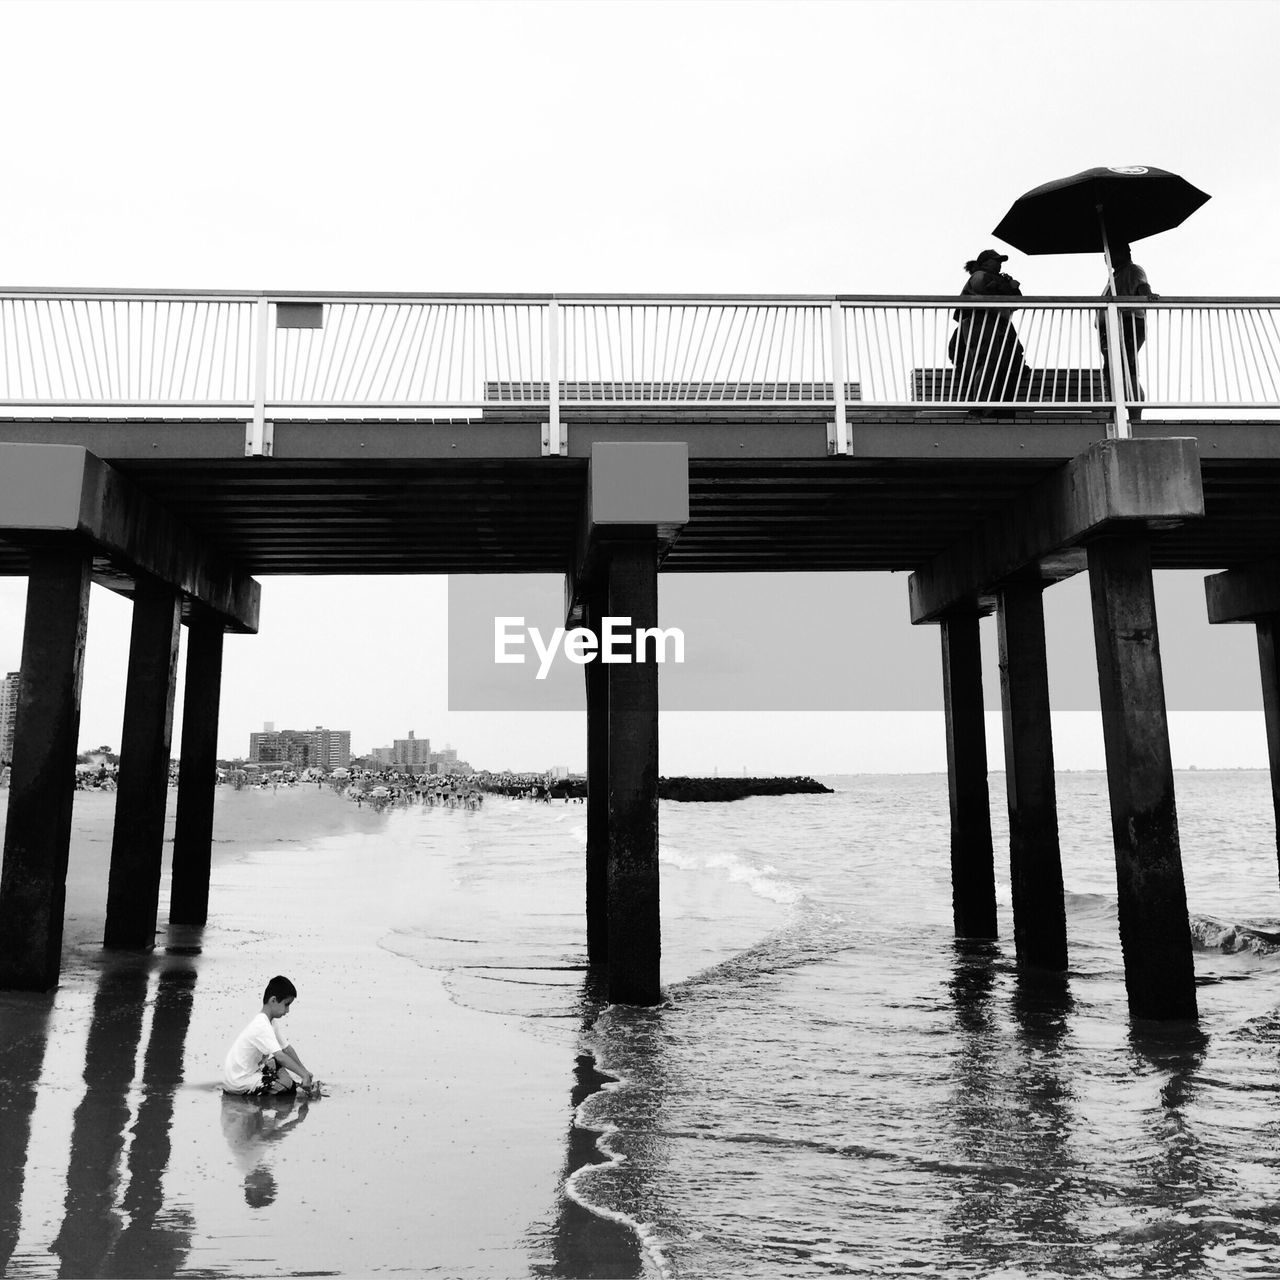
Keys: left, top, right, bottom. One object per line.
{"left": 219, "top": 1090, "right": 313, "bottom": 1207}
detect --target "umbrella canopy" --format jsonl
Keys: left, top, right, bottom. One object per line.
{"left": 993, "top": 166, "right": 1210, "bottom": 255}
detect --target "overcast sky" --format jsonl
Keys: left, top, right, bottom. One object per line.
{"left": 2, "top": 0, "right": 1278, "bottom": 773}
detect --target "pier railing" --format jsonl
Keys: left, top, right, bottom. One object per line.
{"left": 3, "top": 290, "right": 1279, "bottom": 453}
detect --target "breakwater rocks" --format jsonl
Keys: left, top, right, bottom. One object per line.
{"left": 480, "top": 776, "right": 832, "bottom": 802}
{"left": 658, "top": 776, "right": 833, "bottom": 802}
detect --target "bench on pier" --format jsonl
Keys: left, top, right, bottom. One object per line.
{"left": 485, "top": 380, "right": 862, "bottom": 403}
{"left": 912, "top": 368, "right": 1107, "bottom": 405}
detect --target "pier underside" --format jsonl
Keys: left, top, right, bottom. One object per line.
{"left": 3, "top": 410, "right": 1280, "bottom": 1015}
{"left": 1, "top": 414, "right": 1278, "bottom": 578}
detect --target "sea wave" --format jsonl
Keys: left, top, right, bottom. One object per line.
{"left": 1190, "top": 914, "right": 1280, "bottom": 955}
{"left": 660, "top": 841, "right": 802, "bottom": 907}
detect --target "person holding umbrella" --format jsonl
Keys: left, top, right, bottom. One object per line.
{"left": 949, "top": 248, "right": 1027, "bottom": 417}
{"left": 992, "top": 165, "right": 1208, "bottom": 431}
{"left": 1097, "top": 241, "right": 1155, "bottom": 420}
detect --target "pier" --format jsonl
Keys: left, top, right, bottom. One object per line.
{"left": 4, "top": 288, "right": 1280, "bottom": 1018}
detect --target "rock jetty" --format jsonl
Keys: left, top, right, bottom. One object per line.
{"left": 657, "top": 776, "right": 833, "bottom": 802}
{"left": 480, "top": 776, "right": 832, "bottom": 802}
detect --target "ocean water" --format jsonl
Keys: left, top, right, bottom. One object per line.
{"left": 396, "top": 772, "right": 1280, "bottom": 1278}
{"left": 3, "top": 774, "right": 1280, "bottom": 1277}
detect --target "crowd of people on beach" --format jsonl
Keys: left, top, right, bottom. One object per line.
{"left": 212, "top": 764, "right": 584, "bottom": 810}
{"left": 344, "top": 775, "right": 485, "bottom": 810}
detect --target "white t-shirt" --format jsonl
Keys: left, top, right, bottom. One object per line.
{"left": 222, "top": 1011, "right": 285, "bottom": 1093}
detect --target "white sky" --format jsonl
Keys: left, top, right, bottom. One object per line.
{"left": 2, "top": 0, "right": 1279, "bottom": 772}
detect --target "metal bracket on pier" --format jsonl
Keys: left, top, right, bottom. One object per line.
{"left": 244, "top": 419, "right": 274, "bottom": 457}
{"left": 828, "top": 302, "right": 851, "bottom": 456}
{"left": 245, "top": 297, "right": 274, "bottom": 457}
{"left": 542, "top": 299, "right": 566, "bottom": 457}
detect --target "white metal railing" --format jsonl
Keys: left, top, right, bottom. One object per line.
{"left": 3, "top": 290, "right": 1280, "bottom": 452}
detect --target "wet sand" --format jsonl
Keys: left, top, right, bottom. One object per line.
{"left": 0, "top": 787, "right": 650, "bottom": 1278}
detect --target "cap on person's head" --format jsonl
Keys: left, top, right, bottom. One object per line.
{"left": 976, "top": 249, "right": 1009, "bottom": 265}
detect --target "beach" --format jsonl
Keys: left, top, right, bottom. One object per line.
{"left": 0, "top": 787, "right": 680, "bottom": 1278}
{"left": 2, "top": 773, "right": 1280, "bottom": 1277}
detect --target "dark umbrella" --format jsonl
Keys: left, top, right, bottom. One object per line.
{"left": 993, "top": 165, "right": 1209, "bottom": 286}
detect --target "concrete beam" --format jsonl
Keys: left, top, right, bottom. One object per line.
{"left": 565, "top": 442, "right": 689, "bottom": 626}
{"left": 583, "top": 588, "right": 609, "bottom": 968}
{"left": 997, "top": 582, "right": 1068, "bottom": 971}
{"left": 104, "top": 577, "right": 182, "bottom": 951}
{"left": 1256, "top": 618, "right": 1280, "bottom": 883}
{"left": 908, "top": 438, "right": 1204, "bottom": 624}
{"left": 1088, "top": 533, "right": 1197, "bottom": 1021}
{"left": 0, "top": 443, "right": 259, "bottom": 633}
{"left": 171, "top": 611, "right": 226, "bottom": 927}
{"left": 605, "top": 539, "right": 662, "bottom": 1006}
{"left": 1205, "top": 562, "right": 1280, "bottom": 625}
{"left": 939, "top": 612, "right": 997, "bottom": 939}
{"left": 0, "top": 549, "right": 91, "bottom": 990}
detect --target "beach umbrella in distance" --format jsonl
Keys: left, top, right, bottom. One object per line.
{"left": 993, "top": 165, "right": 1210, "bottom": 286}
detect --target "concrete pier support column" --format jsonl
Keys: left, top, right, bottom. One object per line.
{"left": 584, "top": 590, "right": 610, "bottom": 967}
{"left": 605, "top": 538, "right": 661, "bottom": 1005}
{"left": 170, "top": 613, "right": 225, "bottom": 926}
{"left": 1203, "top": 566, "right": 1280, "bottom": 885}
{"left": 0, "top": 548, "right": 92, "bottom": 990}
{"left": 104, "top": 576, "right": 182, "bottom": 951}
{"left": 1254, "top": 617, "right": 1280, "bottom": 881}
{"left": 940, "top": 611, "right": 997, "bottom": 939}
{"left": 1088, "top": 534, "right": 1197, "bottom": 1021}
{"left": 996, "top": 581, "right": 1068, "bottom": 971}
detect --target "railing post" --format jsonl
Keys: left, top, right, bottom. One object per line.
{"left": 1102, "top": 299, "right": 1132, "bottom": 440}
{"left": 543, "top": 298, "right": 563, "bottom": 457}
{"left": 245, "top": 297, "right": 272, "bottom": 457}
{"left": 829, "top": 302, "right": 849, "bottom": 456}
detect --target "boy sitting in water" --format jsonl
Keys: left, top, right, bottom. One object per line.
{"left": 223, "top": 975, "right": 321, "bottom": 1096}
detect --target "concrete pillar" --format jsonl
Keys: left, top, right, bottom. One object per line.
{"left": 0, "top": 548, "right": 92, "bottom": 989}
{"left": 940, "top": 612, "right": 997, "bottom": 939}
{"left": 584, "top": 592, "right": 609, "bottom": 967}
{"left": 997, "top": 581, "right": 1068, "bottom": 971}
{"left": 605, "top": 538, "right": 661, "bottom": 1005}
{"left": 170, "top": 614, "right": 225, "bottom": 926}
{"left": 1254, "top": 616, "right": 1280, "bottom": 882}
{"left": 1088, "top": 534, "right": 1197, "bottom": 1021}
{"left": 104, "top": 577, "right": 182, "bottom": 951}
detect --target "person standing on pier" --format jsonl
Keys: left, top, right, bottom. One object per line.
{"left": 1099, "top": 242, "right": 1155, "bottom": 421}
{"left": 950, "top": 249, "right": 1027, "bottom": 417}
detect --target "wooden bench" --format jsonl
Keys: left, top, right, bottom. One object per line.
{"left": 912, "top": 368, "right": 1106, "bottom": 404}
{"left": 485, "top": 380, "right": 862, "bottom": 403}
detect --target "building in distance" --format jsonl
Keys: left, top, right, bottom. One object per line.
{"left": 393, "top": 730, "right": 430, "bottom": 767}
{"left": 249, "top": 724, "right": 351, "bottom": 770}
{"left": 0, "top": 671, "right": 18, "bottom": 766}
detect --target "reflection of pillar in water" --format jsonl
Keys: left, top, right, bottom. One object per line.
{"left": 51, "top": 963, "right": 151, "bottom": 1278}
{"left": 0, "top": 998, "right": 55, "bottom": 1275}
{"left": 50, "top": 956, "right": 198, "bottom": 1279}
{"left": 1126, "top": 1025, "right": 1212, "bottom": 1276}
{"left": 104, "top": 963, "right": 197, "bottom": 1276}
{"left": 944, "top": 949, "right": 1086, "bottom": 1268}
{"left": 541, "top": 1049, "right": 644, "bottom": 1279}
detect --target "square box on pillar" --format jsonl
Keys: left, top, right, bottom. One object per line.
{"left": 589, "top": 443, "right": 689, "bottom": 527}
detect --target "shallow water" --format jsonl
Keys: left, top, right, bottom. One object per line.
{"left": 428, "top": 773, "right": 1280, "bottom": 1278}
{"left": 2, "top": 774, "right": 1280, "bottom": 1276}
